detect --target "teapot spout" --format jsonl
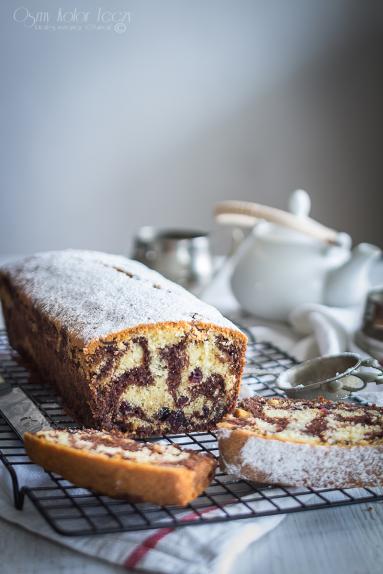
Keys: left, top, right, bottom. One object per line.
{"left": 324, "top": 243, "right": 381, "bottom": 307}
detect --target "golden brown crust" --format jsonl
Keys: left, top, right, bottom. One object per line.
{"left": 88, "top": 321, "right": 247, "bottom": 354}
{"left": 217, "top": 422, "right": 383, "bottom": 449}
{"left": 24, "top": 432, "right": 217, "bottom": 506}
{"left": 217, "top": 429, "right": 249, "bottom": 473}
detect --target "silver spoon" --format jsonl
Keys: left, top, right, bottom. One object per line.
{"left": 250, "top": 353, "right": 383, "bottom": 401}
{"left": 278, "top": 353, "right": 383, "bottom": 400}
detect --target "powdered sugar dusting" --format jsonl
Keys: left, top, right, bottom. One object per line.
{"left": 217, "top": 430, "right": 383, "bottom": 488}
{"left": 1, "top": 250, "right": 238, "bottom": 345}
{"left": 37, "top": 429, "right": 191, "bottom": 464}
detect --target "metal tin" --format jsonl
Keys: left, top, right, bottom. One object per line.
{"left": 132, "top": 227, "right": 214, "bottom": 294}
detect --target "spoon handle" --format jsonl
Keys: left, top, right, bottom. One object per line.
{"left": 354, "top": 359, "right": 383, "bottom": 385}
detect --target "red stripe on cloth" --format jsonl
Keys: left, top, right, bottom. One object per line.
{"left": 124, "top": 526, "right": 173, "bottom": 569}
{"left": 124, "top": 506, "right": 216, "bottom": 569}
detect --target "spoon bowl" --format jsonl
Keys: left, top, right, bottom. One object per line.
{"left": 276, "top": 353, "right": 383, "bottom": 400}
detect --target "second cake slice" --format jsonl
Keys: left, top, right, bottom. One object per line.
{"left": 217, "top": 396, "right": 383, "bottom": 488}
{"left": 25, "top": 428, "right": 217, "bottom": 506}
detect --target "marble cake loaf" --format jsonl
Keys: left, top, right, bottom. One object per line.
{"left": 0, "top": 250, "right": 246, "bottom": 436}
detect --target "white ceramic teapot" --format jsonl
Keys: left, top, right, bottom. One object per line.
{"left": 215, "top": 190, "right": 381, "bottom": 321}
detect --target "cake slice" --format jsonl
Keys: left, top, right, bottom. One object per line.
{"left": 0, "top": 250, "right": 246, "bottom": 435}
{"left": 217, "top": 396, "right": 383, "bottom": 488}
{"left": 24, "top": 428, "right": 217, "bottom": 506}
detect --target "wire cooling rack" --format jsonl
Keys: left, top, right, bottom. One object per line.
{"left": 0, "top": 325, "right": 382, "bottom": 536}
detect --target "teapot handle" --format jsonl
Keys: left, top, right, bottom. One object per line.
{"left": 214, "top": 200, "right": 339, "bottom": 244}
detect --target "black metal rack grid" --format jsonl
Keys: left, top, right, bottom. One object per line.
{"left": 0, "top": 326, "right": 382, "bottom": 536}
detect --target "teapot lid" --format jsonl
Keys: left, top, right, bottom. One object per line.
{"left": 257, "top": 190, "right": 319, "bottom": 245}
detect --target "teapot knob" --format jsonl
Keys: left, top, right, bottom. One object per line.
{"left": 288, "top": 189, "right": 311, "bottom": 217}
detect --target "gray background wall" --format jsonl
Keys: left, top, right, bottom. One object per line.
{"left": 1, "top": 0, "right": 382, "bottom": 256}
